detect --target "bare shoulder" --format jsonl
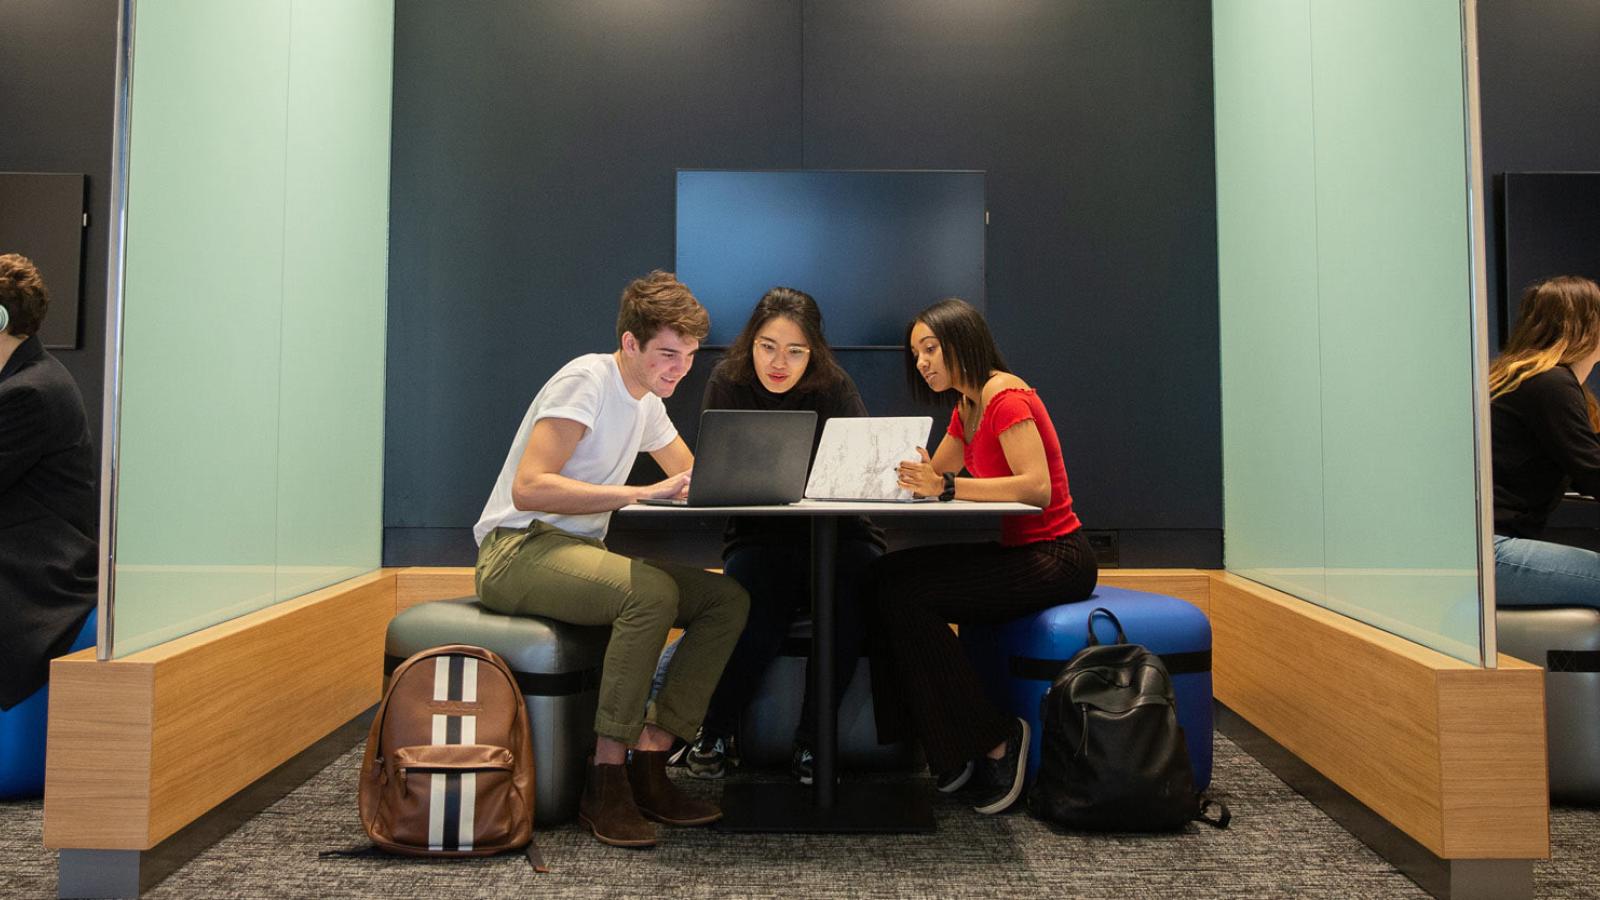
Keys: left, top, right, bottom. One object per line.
{"left": 981, "top": 372, "right": 1031, "bottom": 402}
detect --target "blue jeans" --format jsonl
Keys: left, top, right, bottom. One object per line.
{"left": 1493, "top": 535, "right": 1600, "bottom": 610}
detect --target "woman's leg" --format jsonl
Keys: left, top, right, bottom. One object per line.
{"left": 795, "top": 537, "right": 884, "bottom": 746}
{"left": 866, "top": 533, "right": 1097, "bottom": 776}
{"left": 698, "top": 544, "right": 807, "bottom": 739}
{"left": 1494, "top": 535, "right": 1600, "bottom": 609}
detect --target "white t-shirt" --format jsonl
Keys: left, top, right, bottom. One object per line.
{"left": 473, "top": 353, "right": 677, "bottom": 544}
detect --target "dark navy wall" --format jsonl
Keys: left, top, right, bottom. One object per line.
{"left": 1478, "top": 0, "right": 1600, "bottom": 349}
{"left": 0, "top": 0, "right": 118, "bottom": 448}
{"left": 385, "top": 1, "right": 802, "bottom": 564}
{"left": 384, "top": 0, "right": 1221, "bottom": 566}
{"left": 801, "top": 0, "right": 1220, "bottom": 559}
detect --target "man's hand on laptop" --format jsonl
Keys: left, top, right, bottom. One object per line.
{"left": 640, "top": 469, "right": 692, "bottom": 502}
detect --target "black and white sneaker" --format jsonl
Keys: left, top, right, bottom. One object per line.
{"left": 935, "top": 760, "right": 976, "bottom": 794}
{"left": 791, "top": 742, "right": 815, "bottom": 785}
{"left": 973, "top": 717, "right": 1030, "bottom": 815}
{"left": 686, "top": 731, "right": 737, "bottom": 780}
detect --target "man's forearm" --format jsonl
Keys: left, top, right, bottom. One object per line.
{"left": 513, "top": 473, "right": 641, "bottom": 515}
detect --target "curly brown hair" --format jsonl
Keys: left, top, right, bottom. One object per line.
{"left": 616, "top": 270, "right": 710, "bottom": 348}
{"left": 0, "top": 253, "right": 49, "bottom": 337}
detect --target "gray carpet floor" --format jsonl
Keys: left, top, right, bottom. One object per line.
{"left": 3, "top": 733, "right": 1595, "bottom": 899}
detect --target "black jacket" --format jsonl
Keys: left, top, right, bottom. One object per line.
{"left": 1491, "top": 365, "right": 1600, "bottom": 538}
{"left": 0, "top": 336, "right": 96, "bottom": 709}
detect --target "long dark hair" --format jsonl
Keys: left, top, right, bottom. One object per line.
{"left": 1491, "top": 275, "right": 1600, "bottom": 429}
{"left": 720, "top": 287, "right": 847, "bottom": 393}
{"left": 905, "top": 297, "right": 1010, "bottom": 405}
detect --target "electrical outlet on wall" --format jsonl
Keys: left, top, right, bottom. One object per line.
{"left": 1085, "top": 530, "right": 1119, "bottom": 568}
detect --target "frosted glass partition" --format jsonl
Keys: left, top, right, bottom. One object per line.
{"left": 107, "top": 0, "right": 392, "bottom": 656}
{"left": 1214, "top": 1, "right": 1486, "bottom": 663}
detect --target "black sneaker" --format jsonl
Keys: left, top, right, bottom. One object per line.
{"left": 935, "top": 760, "right": 976, "bottom": 794}
{"left": 791, "top": 742, "right": 815, "bottom": 785}
{"left": 686, "top": 730, "right": 737, "bottom": 780}
{"left": 973, "top": 717, "right": 1030, "bottom": 815}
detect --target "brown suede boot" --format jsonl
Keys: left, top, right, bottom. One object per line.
{"left": 627, "top": 749, "right": 723, "bottom": 826}
{"left": 578, "top": 762, "right": 658, "bottom": 847}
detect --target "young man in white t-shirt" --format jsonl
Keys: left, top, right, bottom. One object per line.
{"left": 474, "top": 271, "right": 749, "bottom": 848}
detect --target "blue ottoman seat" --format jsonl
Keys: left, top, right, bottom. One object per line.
{"left": 961, "top": 586, "right": 1213, "bottom": 790}
{"left": 0, "top": 609, "right": 97, "bottom": 800}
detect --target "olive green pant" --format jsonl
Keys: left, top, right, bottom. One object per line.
{"left": 475, "top": 522, "right": 749, "bottom": 744}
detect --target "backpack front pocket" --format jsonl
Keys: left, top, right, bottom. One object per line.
{"left": 381, "top": 743, "right": 524, "bottom": 852}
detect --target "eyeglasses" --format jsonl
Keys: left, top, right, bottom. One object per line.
{"left": 754, "top": 340, "right": 811, "bottom": 364}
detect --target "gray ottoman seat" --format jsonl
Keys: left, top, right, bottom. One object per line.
{"left": 1496, "top": 607, "right": 1600, "bottom": 803}
{"left": 385, "top": 597, "right": 610, "bottom": 824}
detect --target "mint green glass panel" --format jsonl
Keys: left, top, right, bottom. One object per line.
{"left": 1213, "top": 0, "right": 1327, "bottom": 607}
{"left": 1309, "top": 0, "right": 1479, "bottom": 661}
{"left": 111, "top": 0, "right": 392, "bottom": 656}
{"left": 114, "top": 2, "right": 291, "bottom": 654}
{"left": 1214, "top": 0, "right": 1484, "bottom": 663}
{"left": 274, "top": 0, "right": 393, "bottom": 602}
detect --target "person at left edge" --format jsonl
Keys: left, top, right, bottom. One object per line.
{"left": 472, "top": 271, "right": 750, "bottom": 849}
{"left": 0, "top": 252, "right": 96, "bottom": 711}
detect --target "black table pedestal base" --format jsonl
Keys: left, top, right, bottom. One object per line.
{"left": 715, "top": 780, "right": 937, "bottom": 833}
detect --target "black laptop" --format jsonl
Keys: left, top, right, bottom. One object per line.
{"left": 639, "top": 409, "right": 816, "bottom": 507}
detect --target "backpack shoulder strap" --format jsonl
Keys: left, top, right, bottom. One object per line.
{"left": 525, "top": 835, "right": 550, "bottom": 873}
{"left": 1196, "top": 795, "right": 1231, "bottom": 829}
{"left": 1085, "top": 607, "right": 1129, "bottom": 646}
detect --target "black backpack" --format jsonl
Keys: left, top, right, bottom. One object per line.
{"left": 1029, "top": 608, "right": 1230, "bottom": 832}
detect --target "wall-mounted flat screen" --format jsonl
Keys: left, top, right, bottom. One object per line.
{"left": 0, "top": 172, "right": 86, "bottom": 350}
{"left": 1503, "top": 172, "right": 1600, "bottom": 334}
{"left": 676, "top": 170, "right": 986, "bottom": 347}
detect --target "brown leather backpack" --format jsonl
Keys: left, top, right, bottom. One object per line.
{"left": 359, "top": 644, "right": 545, "bottom": 870}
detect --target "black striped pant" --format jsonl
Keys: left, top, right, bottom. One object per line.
{"left": 866, "top": 529, "right": 1098, "bottom": 775}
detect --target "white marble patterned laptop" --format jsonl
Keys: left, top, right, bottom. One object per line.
{"left": 804, "top": 416, "right": 936, "bottom": 502}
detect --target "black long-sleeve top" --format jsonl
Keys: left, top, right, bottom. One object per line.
{"left": 700, "top": 360, "right": 886, "bottom": 557}
{"left": 1491, "top": 365, "right": 1600, "bottom": 537}
{"left": 0, "top": 336, "right": 97, "bottom": 709}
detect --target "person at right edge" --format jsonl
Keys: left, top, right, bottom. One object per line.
{"left": 866, "top": 297, "right": 1097, "bottom": 816}
{"left": 1490, "top": 275, "right": 1600, "bottom": 611}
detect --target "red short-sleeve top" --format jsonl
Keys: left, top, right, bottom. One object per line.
{"left": 948, "top": 387, "right": 1082, "bottom": 546}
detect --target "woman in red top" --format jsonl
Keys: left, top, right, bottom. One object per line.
{"left": 868, "top": 298, "right": 1097, "bottom": 816}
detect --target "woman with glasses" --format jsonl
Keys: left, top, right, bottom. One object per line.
{"left": 685, "top": 287, "right": 885, "bottom": 783}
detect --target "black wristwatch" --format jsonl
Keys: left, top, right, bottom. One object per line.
{"left": 939, "top": 471, "right": 957, "bottom": 502}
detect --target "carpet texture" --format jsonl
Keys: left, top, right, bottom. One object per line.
{"left": 6, "top": 731, "right": 1596, "bottom": 898}
{"left": 0, "top": 731, "right": 1459, "bottom": 899}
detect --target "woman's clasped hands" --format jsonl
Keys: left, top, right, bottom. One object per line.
{"left": 896, "top": 447, "right": 943, "bottom": 498}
